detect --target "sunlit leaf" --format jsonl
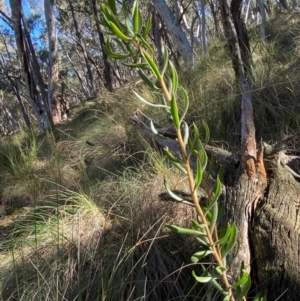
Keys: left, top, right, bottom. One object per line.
{"left": 192, "top": 271, "right": 212, "bottom": 283}
{"left": 132, "top": 91, "right": 168, "bottom": 108}
{"left": 194, "top": 158, "right": 203, "bottom": 191}
{"left": 142, "top": 52, "right": 162, "bottom": 80}
{"left": 161, "top": 45, "right": 169, "bottom": 76}
{"left": 182, "top": 121, "right": 189, "bottom": 146}
{"left": 109, "top": 21, "right": 132, "bottom": 41}
{"left": 132, "top": 0, "right": 143, "bottom": 34}
{"left": 202, "top": 121, "right": 210, "bottom": 145}
{"left": 169, "top": 61, "right": 178, "bottom": 94}
{"left": 179, "top": 88, "right": 189, "bottom": 123}
{"left": 191, "top": 250, "right": 213, "bottom": 263}
{"left": 139, "top": 36, "right": 154, "bottom": 55}
{"left": 103, "top": 44, "right": 130, "bottom": 59}
{"left": 168, "top": 225, "right": 206, "bottom": 236}
{"left": 142, "top": 16, "right": 152, "bottom": 38}
{"left": 170, "top": 95, "right": 180, "bottom": 129}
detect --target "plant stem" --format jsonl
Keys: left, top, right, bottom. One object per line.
{"left": 176, "top": 129, "right": 234, "bottom": 301}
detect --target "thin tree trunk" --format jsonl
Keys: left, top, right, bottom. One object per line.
{"left": 92, "top": 0, "right": 113, "bottom": 92}
{"left": 152, "top": 0, "right": 194, "bottom": 64}
{"left": 44, "top": 0, "right": 61, "bottom": 124}
{"left": 67, "top": 0, "right": 94, "bottom": 95}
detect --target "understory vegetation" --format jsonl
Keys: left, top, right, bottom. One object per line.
{"left": 1, "top": 14, "right": 300, "bottom": 301}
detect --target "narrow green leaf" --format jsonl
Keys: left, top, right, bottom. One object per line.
{"left": 109, "top": 21, "right": 132, "bottom": 41}
{"left": 211, "top": 175, "right": 222, "bottom": 205}
{"left": 150, "top": 120, "right": 158, "bottom": 134}
{"left": 164, "top": 148, "right": 181, "bottom": 163}
{"left": 209, "top": 201, "right": 218, "bottom": 234}
{"left": 182, "top": 121, "right": 189, "bottom": 146}
{"left": 169, "top": 61, "right": 178, "bottom": 94}
{"left": 196, "top": 236, "right": 210, "bottom": 246}
{"left": 191, "top": 219, "right": 206, "bottom": 230}
{"left": 216, "top": 223, "right": 232, "bottom": 245}
{"left": 167, "top": 225, "right": 205, "bottom": 236}
{"left": 179, "top": 88, "right": 189, "bottom": 123}
{"left": 200, "top": 148, "right": 208, "bottom": 172}
{"left": 161, "top": 45, "right": 169, "bottom": 76}
{"left": 123, "top": 62, "right": 148, "bottom": 68}
{"left": 107, "top": 0, "right": 117, "bottom": 15}
{"left": 171, "top": 161, "right": 188, "bottom": 174}
{"left": 139, "top": 36, "right": 154, "bottom": 55}
{"left": 132, "top": 90, "right": 168, "bottom": 108}
{"left": 103, "top": 44, "right": 130, "bottom": 59}
{"left": 142, "top": 52, "right": 162, "bottom": 80}
{"left": 192, "top": 123, "right": 200, "bottom": 152}
{"left": 202, "top": 121, "right": 210, "bottom": 145}
{"left": 191, "top": 250, "right": 213, "bottom": 263}
{"left": 132, "top": 0, "right": 143, "bottom": 34}
{"left": 221, "top": 223, "right": 237, "bottom": 257}
{"left": 142, "top": 16, "right": 152, "bottom": 38}
{"left": 194, "top": 158, "right": 203, "bottom": 191}
{"left": 137, "top": 70, "right": 159, "bottom": 90}
{"left": 210, "top": 277, "right": 228, "bottom": 294}
{"left": 192, "top": 271, "right": 212, "bottom": 283}
{"left": 232, "top": 270, "right": 250, "bottom": 287}
{"left": 125, "top": 17, "right": 135, "bottom": 37}
{"left": 170, "top": 95, "right": 180, "bottom": 129}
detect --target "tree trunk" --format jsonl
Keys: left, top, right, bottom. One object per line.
{"left": 152, "top": 0, "right": 194, "bottom": 65}
{"left": 67, "top": 0, "right": 94, "bottom": 96}
{"left": 92, "top": 0, "right": 113, "bottom": 92}
{"left": 44, "top": 0, "right": 61, "bottom": 124}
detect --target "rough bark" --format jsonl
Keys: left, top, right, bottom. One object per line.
{"left": 152, "top": 0, "right": 194, "bottom": 65}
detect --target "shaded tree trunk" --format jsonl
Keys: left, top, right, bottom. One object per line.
{"left": 92, "top": 0, "right": 113, "bottom": 92}
{"left": 67, "top": 0, "right": 94, "bottom": 96}
{"left": 44, "top": 0, "right": 61, "bottom": 124}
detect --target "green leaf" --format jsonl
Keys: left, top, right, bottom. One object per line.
{"left": 202, "top": 121, "right": 210, "bottom": 145}
{"left": 171, "top": 161, "right": 188, "bottom": 174}
{"left": 209, "top": 201, "right": 218, "bottom": 234}
{"left": 103, "top": 44, "right": 130, "bottom": 59}
{"left": 233, "top": 270, "right": 251, "bottom": 301}
{"left": 192, "top": 271, "right": 212, "bottom": 283}
{"left": 223, "top": 295, "right": 231, "bottom": 301}
{"left": 192, "top": 123, "right": 200, "bottom": 152}
{"left": 164, "top": 148, "right": 181, "bottom": 163}
{"left": 217, "top": 223, "right": 232, "bottom": 245}
{"left": 194, "top": 158, "right": 203, "bottom": 191}
{"left": 191, "top": 250, "right": 213, "bottom": 263}
{"left": 182, "top": 121, "right": 189, "bottom": 146}
{"left": 170, "top": 61, "right": 178, "bottom": 94}
{"left": 122, "top": 62, "right": 148, "bottom": 68}
{"left": 196, "top": 236, "right": 210, "bottom": 246}
{"left": 107, "top": 0, "right": 117, "bottom": 15}
{"left": 167, "top": 225, "right": 206, "bottom": 236}
{"left": 137, "top": 70, "right": 159, "bottom": 90}
{"left": 132, "top": 0, "right": 143, "bottom": 34}
{"left": 221, "top": 223, "right": 237, "bottom": 258}
{"left": 161, "top": 45, "right": 169, "bottom": 76}
{"left": 139, "top": 36, "right": 154, "bottom": 55}
{"left": 150, "top": 120, "right": 158, "bottom": 134}
{"left": 132, "top": 90, "right": 168, "bottom": 108}
{"left": 142, "top": 52, "right": 162, "bottom": 80}
{"left": 210, "top": 278, "right": 228, "bottom": 294}
{"left": 125, "top": 16, "right": 135, "bottom": 37}
{"left": 142, "top": 16, "right": 152, "bottom": 38}
{"left": 108, "top": 21, "right": 132, "bottom": 41}
{"left": 170, "top": 95, "right": 180, "bottom": 129}
{"left": 179, "top": 88, "right": 189, "bottom": 124}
